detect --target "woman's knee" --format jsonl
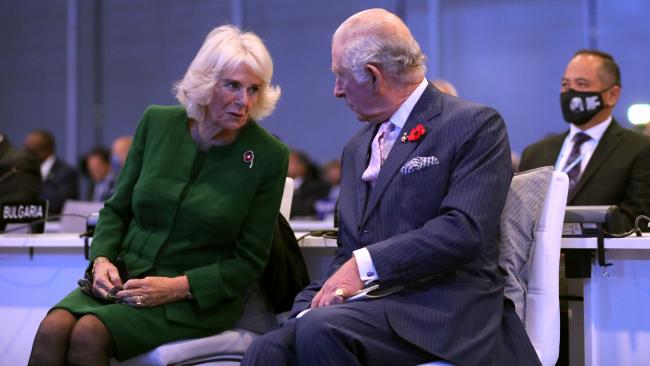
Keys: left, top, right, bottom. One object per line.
{"left": 29, "top": 309, "right": 77, "bottom": 365}
{"left": 34, "top": 309, "right": 76, "bottom": 344}
{"left": 68, "top": 315, "right": 113, "bottom": 355}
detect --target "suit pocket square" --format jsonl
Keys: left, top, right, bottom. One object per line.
{"left": 400, "top": 156, "right": 439, "bottom": 175}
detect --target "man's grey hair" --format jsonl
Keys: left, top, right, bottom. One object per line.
{"left": 334, "top": 9, "right": 427, "bottom": 85}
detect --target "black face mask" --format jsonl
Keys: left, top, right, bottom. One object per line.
{"left": 560, "top": 88, "right": 610, "bottom": 126}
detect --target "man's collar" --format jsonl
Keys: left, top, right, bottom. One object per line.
{"left": 387, "top": 78, "right": 428, "bottom": 129}
{"left": 41, "top": 155, "right": 56, "bottom": 180}
{"left": 569, "top": 115, "right": 612, "bottom": 142}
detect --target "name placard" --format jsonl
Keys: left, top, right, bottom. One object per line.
{"left": 0, "top": 200, "right": 48, "bottom": 233}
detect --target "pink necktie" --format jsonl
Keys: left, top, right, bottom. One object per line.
{"left": 362, "top": 121, "right": 395, "bottom": 183}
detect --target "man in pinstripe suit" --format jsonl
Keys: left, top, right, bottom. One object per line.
{"left": 243, "top": 8, "right": 540, "bottom": 366}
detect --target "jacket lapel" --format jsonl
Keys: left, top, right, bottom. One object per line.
{"left": 360, "top": 85, "right": 442, "bottom": 228}
{"left": 354, "top": 125, "right": 377, "bottom": 224}
{"left": 46, "top": 161, "right": 59, "bottom": 182}
{"left": 545, "top": 134, "right": 566, "bottom": 167}
{"left": 569, "top": 119, "right": 623, "bottom": 202}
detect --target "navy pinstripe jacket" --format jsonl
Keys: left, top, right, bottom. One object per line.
{"left": 295, "top": 85, "right": 540, "bottom": 366}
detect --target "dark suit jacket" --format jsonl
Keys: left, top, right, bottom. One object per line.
{"left": 41, "top": 158, "right": 80, "bottom": 215}
{"left": 290, "top": 178, "right": 330, "bottom": 218}
{"left": 293, "top": 85, "right": 540, "bottom": 365}
{"left": 0, "top": 134, "right": 41, "bottom": 203}
{"left": 519, "top": 119, "right": 650, "bottom": 231}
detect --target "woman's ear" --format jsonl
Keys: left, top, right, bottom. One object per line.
{"left": 365, "top": 64, "right": 382, "bottom": 94}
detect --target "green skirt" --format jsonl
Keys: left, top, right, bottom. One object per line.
{"left": 54, "top": 289, "right": 216, "bottom": 361}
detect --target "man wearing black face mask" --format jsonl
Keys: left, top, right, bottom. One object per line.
{"left": 519, "top": 49, "right": 650, "bottom": 231}
{"left": 519, "top": 49, "right": 650, "bottom": 366}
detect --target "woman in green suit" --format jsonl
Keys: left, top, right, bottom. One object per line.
{"left": 29, "top": 25, "right": 289, "bottom": 365}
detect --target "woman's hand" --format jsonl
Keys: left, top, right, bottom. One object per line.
{"left": 92, "top": 258, "right": 123, "bottom": 300}
{"left": 116, "top": 276, "right": 191, "bottom": 307}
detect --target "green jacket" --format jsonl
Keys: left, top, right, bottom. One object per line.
{"left": 91, "top": 105, "right": 289, "bottom": 330}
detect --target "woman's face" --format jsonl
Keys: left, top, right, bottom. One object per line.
{"left": 207, "top": 64, "right": 263, "bottom": 131}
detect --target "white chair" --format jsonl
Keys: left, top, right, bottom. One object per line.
{"left": 59, "top": 200, "right": 105, "bottom": 233}
{"left": 523, "top": 170, "right": 567, "bottom": 366}
{"left": 279, "top": 177, "right": 293, "bottom": 220}
{"left": 423, "top": 169, "right": 568, "bottom": 366}
{"left": 113, "top": 177, "right": 294, "bottom": 366}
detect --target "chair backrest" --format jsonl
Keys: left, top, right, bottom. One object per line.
{"left": 416, "top": 169, "right": 569, "bottom": 366}
{"left": 280, "top": 177, "right": 294, "bottom": 220}
{"left": 59, "top": 200, "right": 105, "bottom": 233}
{"left": 525, "top": 170, "right": 568, "bottom": 365}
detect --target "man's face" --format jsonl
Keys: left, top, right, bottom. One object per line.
{"left": 24, "top": 133, "right": 48, "bottom": 163}
{"left": 331, "top": 40, "right": 377, "bottom": 122}
{"left": 560, "top": 54, "right": 621, "bottom": 129}
{"left": 86, "top": 155, "right": 110, "bottom": 182}
{"left": 561, "top": 54, "right": 619, "bottom": 107}
{"left": 287, "top": 152, "right": 306, "bottom": 179}
{"left": 561, "top": 55, "right": 606, "bottom": 93}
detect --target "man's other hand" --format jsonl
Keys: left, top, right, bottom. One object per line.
{"left": 311, "top": 257, "right": 364, "bottom": 308}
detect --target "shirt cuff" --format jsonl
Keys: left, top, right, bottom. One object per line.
{"left": 353, "top": 248, "right": 379, "bottom": 284}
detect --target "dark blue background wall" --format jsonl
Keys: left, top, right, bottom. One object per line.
{"left": 1, "top": 0, "right": 648, "bottom": 165}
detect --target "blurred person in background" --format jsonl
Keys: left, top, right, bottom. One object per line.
{"left": 431, "top": 79, "right": 458, "bottom": 97}
{"left": 111, "top": 135, "right": 132, "bottom": 175}
{"left": 0, "top": 133, "right": 42, "bottom": 231}
{"left": 287, "top": 149, "right": 329, "bottom": 218}
{"left": 519, "top": 49, "right": 650, "bottom": 231}
{"left": 518, "top": 49, "right": 650, "bottom": 366}
{"left": 23, "top": 129, "right": 79, "bottom": 215}
{"left": 84, "top": 147, "right": 116, "bottom": 202}
{"left": 314, "top": 159, "right": 341, "bottom": 220}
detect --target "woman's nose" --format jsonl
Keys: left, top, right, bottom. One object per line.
{"left": 235, "top": 90, "right": 248, "bottom": 106}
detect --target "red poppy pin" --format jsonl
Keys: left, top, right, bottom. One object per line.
{"left": 243, "top": 150, "right": 254, "bottom": 168}
{"left": 401, "top": 124, "right": 426, "bottom": 143}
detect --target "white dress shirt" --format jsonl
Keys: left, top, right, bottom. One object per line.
{"left": 554, "top": 116, "right": 612, "bottom": 174}
{"left": 353, "top": 78, "right": 429, "bottom": 284}
{"left": 40, "top": 155, "right": 56, "bottom": 181}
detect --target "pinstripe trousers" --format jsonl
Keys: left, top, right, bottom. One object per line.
{"left": 242, "top": 298, "right": 439, "bottom": 366}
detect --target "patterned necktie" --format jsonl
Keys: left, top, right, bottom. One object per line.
{"left": 362, "top": 121, "right": 395, "bottom": 183}
{"left": 563, "top": 132, "right": 591, "bottom": 194}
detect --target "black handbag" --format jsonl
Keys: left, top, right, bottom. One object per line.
{"left": 259, "top": 214, "right": 310, "bottom": 313}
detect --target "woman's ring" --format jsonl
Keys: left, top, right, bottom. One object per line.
{"left": 135, "top": 295, "right": 143, "bottom": 305}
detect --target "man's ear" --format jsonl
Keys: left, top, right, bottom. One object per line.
{"left": 605, "top": 85, "right": 621, "bottom": 107}
{"left": 365, "top": 64, "right": 382, "bottom": 94}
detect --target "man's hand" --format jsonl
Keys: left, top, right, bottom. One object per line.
{"left": 116, "top": 276, "right": 190, "bottom": 307}
{"left": 311, "top": 257, "right": 364, "bottom": 308}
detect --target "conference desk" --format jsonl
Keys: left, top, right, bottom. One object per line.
{"left": 297, "top": 235, "right": 650, "bottom": 365}
{"left": 2, "top": 232, "right": 648, "bottom": 365}
{"left": 562, "top": 234, "right": 650, "bottom": 366}
{"left": 0, "top": 231, "right": 336, "bottom": 365}
{"left": 0, "top": 234, "right": 87, "bottom": 365}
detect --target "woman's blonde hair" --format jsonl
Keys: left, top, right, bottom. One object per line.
{"left": 174, "top": 25, "right": 281, "bottom": 122}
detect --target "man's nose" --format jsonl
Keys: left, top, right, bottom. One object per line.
{"left": 334, "top": 80, "right": 344, "bottom": 98}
